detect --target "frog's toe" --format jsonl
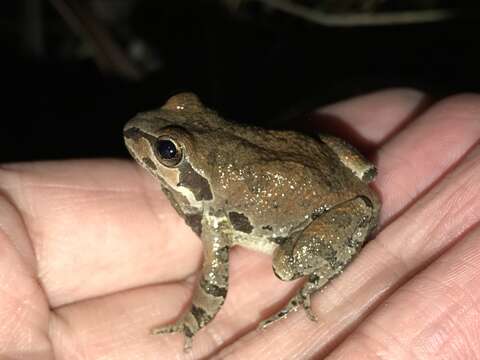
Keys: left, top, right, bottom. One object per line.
{"left": 303, "top": 304, "right": 318, "bottom": 322}
{"left": 151, "top": 322, "right": 194, "bottom": 351}
{"left": 258, "top": 309, "right": 290, "bottom": 330}
{"left": 258, "top": 295, "right": 302, "bottom": 330}
{"left": 259, "top": 291, "right": 320, "bottom": 330}
{"left": 300, "top": 293, "right": 318, "bottom": 322}
{"left": 151, "top": 322, "right": 183, "bottom": 335}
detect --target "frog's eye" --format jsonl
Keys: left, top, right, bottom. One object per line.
{"left": 155, "top": 137, "right": 183, "bottom": 167}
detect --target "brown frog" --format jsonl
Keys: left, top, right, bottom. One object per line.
{"left": 123, "top": 93, "right": 380, "bottom": 350}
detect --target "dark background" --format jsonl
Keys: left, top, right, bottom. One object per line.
{"left": 2, "top": 1, "right": 479, "bottom": 163}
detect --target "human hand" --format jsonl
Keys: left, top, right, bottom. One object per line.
{"left": 1, "top": 88, "right": 479, "bottom": 359}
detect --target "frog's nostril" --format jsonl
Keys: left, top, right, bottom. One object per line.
{"left": 123, "top": 126, "right": 142, "bottom": 140}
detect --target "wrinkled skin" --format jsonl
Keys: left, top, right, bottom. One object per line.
{"left": 2, "top": 89, "right": 480, "bottom": 360}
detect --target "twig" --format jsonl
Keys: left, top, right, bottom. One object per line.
{"left": 261, "top": 0, "right": 456, "bottom": 26}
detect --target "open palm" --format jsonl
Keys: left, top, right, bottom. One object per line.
{"left": 2, "top": 89, "right": 480, "bottom": 359}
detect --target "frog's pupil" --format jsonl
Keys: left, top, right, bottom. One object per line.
{"left": 157, "top": 140, "right": 177, "bottom": 159}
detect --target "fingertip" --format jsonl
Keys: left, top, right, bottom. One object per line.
{"left": 312, "top": 88, "right": 431, "bottom": 146}
{"left": 426, "top": 92, "right": 480, "bottom": 120}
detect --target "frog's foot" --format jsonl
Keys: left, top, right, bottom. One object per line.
{"left": 258, "top": 291, "right": 316, "bottom": 329}
{"left": 151, "top": 320, "right": 194, "bottom": 352}
{"left": 260, "top": 277, "right": 324, "bottom": 330}
{"left": 299, "top": 290, "right": 318, "bottom": 322}
{"left": 259, "top": 306, "right": 295, "bottom": 329}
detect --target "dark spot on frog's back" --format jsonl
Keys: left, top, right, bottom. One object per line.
{"left": 178, "top": 163, "right": 213, "bottom": 201}
{"left": 142, "top": 157, "right": 157, "bottom": 170}
{"left": 228, "top": 212, "right": 253, "bottom": 233}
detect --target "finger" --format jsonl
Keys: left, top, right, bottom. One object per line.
{"left": 313, "top": 88, "right": 430, "bottom": 146}
{"left": 375, "top": 93, "right": 480, "bottom": 223}
{"left": 327, "top": 224, "right": 480, "bottom": 359}
{"left": 50, "top": 282, "right": 188, "bottom": 359}
{"left": 212, "top": 98, "right": 480, "bottom": 358}
{"left": 1, "top": 160, "right": 201, "bottom": 307}
{"left": 0, "top": 191, "right": 51, "bottom": 355}
{"left": 318, "top": 92, "right": 480, "bottom": 225}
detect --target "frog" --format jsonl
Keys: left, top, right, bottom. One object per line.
{"left": 123, "top": 93, "right": 381, "bottom": 351}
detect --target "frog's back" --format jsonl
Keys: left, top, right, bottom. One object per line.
{"left": 204, "top": 122, "right": 374, "bottom": 217}
{"left": 222, "top": 122, "right": 372, "bottom": 189}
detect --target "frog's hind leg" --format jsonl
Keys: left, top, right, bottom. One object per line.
{"left": 261, "top": 196, "right": 375, "bottom": 329}
{"left": 151, "top": 226, "right": 230, "bottom": 351}
{"left": 319, "top": 134, "right": 377, "bottom": 182}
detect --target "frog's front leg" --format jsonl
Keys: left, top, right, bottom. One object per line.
{"left": 261, "top": 196, "right": 375, "bottom": 328}
{"left": 151, "top": 223, "right": 230, "bottom": 351}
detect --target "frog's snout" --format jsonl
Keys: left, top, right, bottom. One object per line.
{"left": 123, "top": 125, "right": 143, "bottom": 141}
